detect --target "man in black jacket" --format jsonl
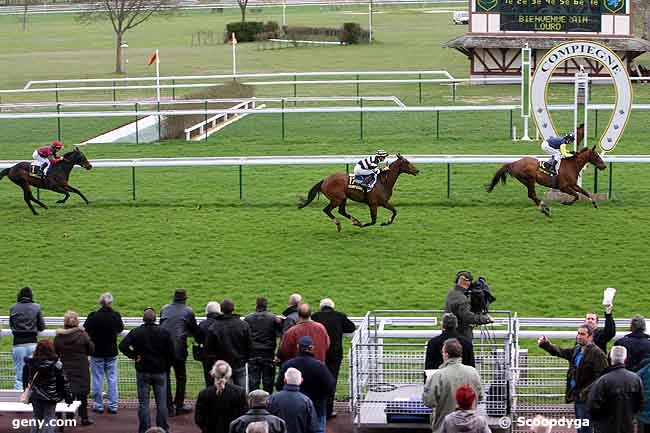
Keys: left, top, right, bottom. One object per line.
{"left": 276, "top": 336, "right": 335, "bottom": 433}
{"left": 585, "top": 305, "right": 616, "bottom": 354}
{"left": 268, "top": 367, "right": 319, "bottom": 433}
{"left": 444, "top": 272, "right": 492, "bottom": 340}
{"left": 196, "top": 301, "right": 222, "bottom": 387}
{"left": 312, "top": 298, "right": 355, "bottom": 419}
{"left": 205, "top": 299, "right": 252, "bottom": 388}
{"left": 425, "top": 313, "right": 475, "bottom": 370}
{"left": 587, "top": 345, "right": 643, "bottom": 433}
{"left": 119, "top": 309, "right": 175, "bottom": 433}
{"left": 84, "top": 292, "right": 124, "bottom": 414}
{"left": 614, "top": 315, "right": 650, "bottom": 371}
{"left": 160, "top": 288, "right": 199, "bottom": 416}
{"left": 244, "top": 297, "right": 282, "bottom": 393}
{"left": 9, "top": 286, "right": 45, "bottom": 390}
{"left": 281, "top": 293, "right": 302, "bottom": 334}
{"left": 229, "top": 390, "right": 287, "bottom": 433}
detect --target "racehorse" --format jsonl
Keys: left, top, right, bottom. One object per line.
{"left": 0, "top": 146, "right": 93, "bottom": 215}
{"left": 298, "top": 153, "right": 419, "bottom": 231}
{"left": 486, "top": 145, "right": 606, "bottom": 217}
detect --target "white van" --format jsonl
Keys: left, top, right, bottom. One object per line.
{"left": 452, "top": 11, "right": 469, "bottom": 25}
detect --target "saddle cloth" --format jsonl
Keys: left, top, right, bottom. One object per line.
{"left": 537, "top": 160, "right": 552, "bottom": 176}
{"left": 29, "top": 163, "right": 43, "bottom": 178}
{"left": 348, "top": 174, "right": 375, "bottom": 191}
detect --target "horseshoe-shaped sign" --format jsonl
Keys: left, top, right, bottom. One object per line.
{"left": 531, "top": 40, "right": 632, "bottom": 152}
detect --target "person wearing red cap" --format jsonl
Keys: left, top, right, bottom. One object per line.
{"left": 32, "top": 141, "right": 64, "bottom": 177}
{"left": 439, "top": 384, "right": 490, "bottom": 433}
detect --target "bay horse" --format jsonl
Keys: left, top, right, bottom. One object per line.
{"left": 298, "top": 153, "right": 419, "bottom": 231}
{"left": 486, "top": 146, "right": 606, "bottom": 217}
{"left": 0, "top": 147, "right": 93, "bottom": 215}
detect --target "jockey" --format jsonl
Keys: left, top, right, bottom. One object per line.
{"left": 32, "top": 140, "right": 64, "bottom": 177}
{"left": 541, "top": 133, "right": 574, "bottom": 175}
{"left": 354, "top": 149, "right": 389, "bottom": 189}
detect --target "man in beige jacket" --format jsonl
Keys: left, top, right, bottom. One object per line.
{"left": 422, "top": 339, "right": 483, "bottom": 433}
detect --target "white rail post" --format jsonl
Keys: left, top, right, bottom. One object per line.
{"left": 520, "top": 44, "right": 532, "bottom": 141}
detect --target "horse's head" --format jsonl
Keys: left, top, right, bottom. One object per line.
{"left": 391, "top": 153, "right": 419, "bottom": 176}
{"left": 586, "top": 146, "right": 607, "bottom": 170}
{"left": 64, "top": 146, "right": 93, "bottom": 170}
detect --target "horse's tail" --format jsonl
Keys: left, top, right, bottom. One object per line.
{"left": 486, "top": 163, "right": 512, "bottom": 192}
{"left": 0, "top": 168, "right": 9, "bottom": 182}
{"left": 298, "top": 180, "right": 324, "bottom": 209}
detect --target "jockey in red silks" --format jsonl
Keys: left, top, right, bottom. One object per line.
{"left": 32, "top": 141, "right": 64, "bottom": 176}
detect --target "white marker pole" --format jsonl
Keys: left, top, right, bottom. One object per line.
{"left": 155, "top": 49, "right": 160, "bottom": 102}
{"left": 231, "top": 33, "right": 237, "bottom": 78}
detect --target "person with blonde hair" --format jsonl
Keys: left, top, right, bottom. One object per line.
{"left": 54, "top": 310, "right": 95, "bottom": 425}
{"left": 195, "top": 360, "right": 248, "bottom": 433}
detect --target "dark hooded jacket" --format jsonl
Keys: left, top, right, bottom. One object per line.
{"left": 54, "top": 327, "right": 94, "bottom": 394}
{"left": 23, "top": 357, "right": 73, "bottom": 404}
{"left": 587, "top": 364, "right": 643, "bottom": 433}
{"left": 160, "top": 297, "right": 199, "bottom": 361}
{"left": 10, "top": 287, "right": 45, "bottom": 345}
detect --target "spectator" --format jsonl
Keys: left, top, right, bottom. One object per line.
{"left": 312, "top": 297, "right": 355, "bottom": 419}
{"left": 587, "top": 346, "right": 643, "bottom": 433}
{"left": 23, "top": 340, "right": 73, "bottom": 433}
{"left": 585, "top": 306, "right": 616, "bottom": 354}
{"left": 83, "top": 292, "right": 124, "bottom": 414}
{"left": 281, "top": 294, "right": 302, "bottom": 334}
{"left": 444, "top": 272, "right": 492, "bottom": 340}
{"left": 197, "top": 302, "right": 222, "bottom": 387}
{"left": 195, "top": 360, "right": 248, "bottom": 433}
{"left": 160, "top": 288, "right": 199, "bottom": 416}
{"left": 439, "top": 384, "right": 490, "bottom": 433}
{"left": 422, "top": 339, "right": 483, "bottom": 433}
{"left": 229, "top": 390, "right": 287, "bottom": 433}
{"left": 538, "top": 323, "right": 608, "bottom": 433}
{"left": 268, "top": 368, "right": 319, "bottom": 433}
{"left": 54, "top": 311, "right": 95, "bottom": 426}
{"left": 425, "top": 313, "right": 475, "bottom": 370}
{"left": 119, "top": 308, "right": 175, "bottom": 433}
{"left": 614, "top": 315, "right": 650, "bottom": 371}
{"left": 205, "top": 299, "right": 252, "bottom": 388}
{"left": 276, "top": 336, "right": 335, "bottom": 433}
{"left": 278, "top": 304, "right": 330, "bottom": 363}
{"left": 10, "top": 286, "right": 45, "bottom": 390}
{"left": 245, "top": 297, "right": 282, "bottom": 393}
{"left": 637, "top": 355, "right": 650, "bottom": 433}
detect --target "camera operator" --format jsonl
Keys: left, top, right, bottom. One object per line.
{"left": 444, "top": 272, "right": 493, "bottom": 341}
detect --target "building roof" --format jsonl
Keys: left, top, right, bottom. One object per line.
{"left": 444, "top": 35, "right": 650, "bottom": 55}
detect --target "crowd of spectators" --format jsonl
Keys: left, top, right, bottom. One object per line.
{"left": 7, "top": 279, "right": 650, "bottom": 433}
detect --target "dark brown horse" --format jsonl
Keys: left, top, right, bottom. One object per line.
{"left": 486, "top": 145, "right": 606, "bottom": 216}
{"left": 298, "top": 153, "right": 419, "bottom": 231}
{"left": 0, "top": 147, "right": 93, "bottom": 215}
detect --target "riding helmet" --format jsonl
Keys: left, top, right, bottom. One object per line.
{"left": 51, "top": 140, "right": 64, "bottom": 149}
{"left": 376, "top": 149, "right": 388, "bottom": 157}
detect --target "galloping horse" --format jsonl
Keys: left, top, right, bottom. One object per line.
{"left": 0, "top": 147, "right": 93, "bottom": 215}
{"left": 298, "top": 153, "right": 419, "bottom": 231}
{"left": 486, "top": 145, "right": 606, "bottom": 216}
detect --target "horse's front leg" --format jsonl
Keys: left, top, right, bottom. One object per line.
{"left": 51, "top": 186, "right": 70, "bottom": 204}
{"left": 361, "top": 205, "right": 378, "bottom": 227}
{"left": 64, "top": 185, "right": 90, "bottom": 204}
{"left": 381, "top": 202, "right": 397, "bottom": 226}
{"left": 559, "top": 185, "right": 580, "bottom": 205}
{"left": 571, "top": 184, "right": 598, "bottom": 208}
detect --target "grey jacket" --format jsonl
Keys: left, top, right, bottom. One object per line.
{"left": 160, "top": 301, "right": 199, "bottom": 360}
{"left": 444, "top": 286, "right": 490, "bottom": 340}
{"left": 440, "top": 410, "right": 491, "bottom": 433}
{"left": 422, "top": 358, "right": 484, "bottom": 433}
{"left": 10, "top": 289, "right": 45, "bottom": 346}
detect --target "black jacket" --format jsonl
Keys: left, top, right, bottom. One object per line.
{"left": 83, "top": 306, "right": 124, "bottom": 358}
{"left": 444, "top": 286, "right": 491, "bottom": 340}
{"left": 10, "top": 288, "right": 45, "bottom": 346}
{"left": 244, "top": 311, "right": 282, "bottom": 360}
{"left": 614, "top": 331, "right": 650, "bottom": 371}
{"left": 425, "top": 330, "right": 475, "bottom": 369}
{"left": 195, "top": 383, "right": 248, "bottom": 433}
{"left": 229, "top": 408, "right": 287, "bottom": 433}
{"left": 282, "top": 305, "right": 299, "bottom": 334}
{"left": 593, "top": 312, "right": 616, "bottom": 354}
{"left": 587, "top": 364, "right": 643, "bottom": 433}
{"left": 268, "top": 384, "right": 319, "bottom": 433}
{"left": 276, "top": 352, "right": 336, "bottom": 417}
{"left": 160, "top": 301, "right": 199, "bottom": 361}
{"left": 197, "top": 312, "right": 222, "bottom": 345}
{"left": 23, "top": 357, "right": 73, "bottom": 404}
{"left": 312, "top": 307, "right": 356, "bottom": 363}
{"left": 205, "top": 313, "right": 252, "bottom": 369}
{"left": 119, "top": 322, "right": 175, "bottom": 374}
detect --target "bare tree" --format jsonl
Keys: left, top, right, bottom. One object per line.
{"left": 78, "top": 0, "right": 176, "bottom": 74}
{"left": 237, "top": 0, "right": 248, "bottom": 22}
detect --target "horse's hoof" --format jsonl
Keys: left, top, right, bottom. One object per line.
{"left": 336, "top": 224, "right": 341, "bottom": 232}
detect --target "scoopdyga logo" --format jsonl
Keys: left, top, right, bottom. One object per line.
{"left": 531, "top": 40, "right": 632, "bottom": 152}
{"left": 603, "top": 0, "right": 625, "bottom": 14}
